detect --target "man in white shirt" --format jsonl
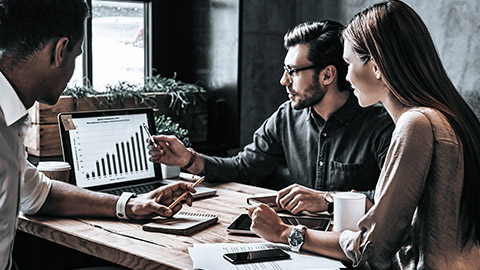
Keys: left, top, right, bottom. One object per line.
{"left": 0, "top": 1, "right": 196, "bottom": 269}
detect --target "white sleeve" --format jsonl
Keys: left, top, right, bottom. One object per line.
{"left": 20, "top": 160, "right": 52, "bottom": 215}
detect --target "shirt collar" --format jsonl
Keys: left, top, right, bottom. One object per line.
{"left": 330, "top": 93, "right": 361, "bottom": 125}
{"left": 308, "top": 93, "right": 362, "bottom": 125}
{"left": 0, "top": 71, "right": 28, "bottom": 126}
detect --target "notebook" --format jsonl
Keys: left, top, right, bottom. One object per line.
{"left": 142, "top": 212, "right": 218, "bottom": 235}
{"left": 57, "top": 108, "right": 216, "bottom": 198}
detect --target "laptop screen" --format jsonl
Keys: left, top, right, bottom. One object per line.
{"left": 58, "top": 108, "right": 161, "bottom": 190}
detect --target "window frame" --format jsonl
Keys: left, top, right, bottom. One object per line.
{"left": 80, "top": 0, "right": 152, "bottom": 87}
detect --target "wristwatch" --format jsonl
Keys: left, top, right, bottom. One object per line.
{"left": 288, "top": 225, "right": 307, "bottom": 252}
{"left": 116, "top": 192, "right": 137, "bottom": 220}
{"left": 324, "top": 191, "right": 334, "bottom": 214}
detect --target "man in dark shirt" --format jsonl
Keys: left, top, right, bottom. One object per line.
{"left": 148, "top": 20, "right": 394, "bottom": 214}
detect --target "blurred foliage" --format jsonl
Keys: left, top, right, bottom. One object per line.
{"left": 155, "top": 115, "right": 191, "bottom": 147}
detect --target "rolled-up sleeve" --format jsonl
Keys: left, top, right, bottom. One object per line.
{"left": 20, "top": 160, "right": 52, "bottom": 215}
{"left": 203, "top": 107, "right": 286, "bottom": 184}
{"left": 339, "top": 111, "right": 434, "bottom": 269}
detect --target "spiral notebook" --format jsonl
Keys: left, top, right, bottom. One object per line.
{"left": 142, "top": 212, "right": 218, "bottom": 235}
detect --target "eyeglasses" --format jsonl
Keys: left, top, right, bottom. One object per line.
{"left": 283, "top": 65, "right": 318, "bottom": 77}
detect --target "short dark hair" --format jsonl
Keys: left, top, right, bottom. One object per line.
{"left": 284, "top": 20, "right": 350, "bottom": 92}
{"left": 0, "top": 0, "right": 89, "bottom": 60}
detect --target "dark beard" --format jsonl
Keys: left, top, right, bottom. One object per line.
{"left": 292, "top": 75, "right": 325, "bottom": 110}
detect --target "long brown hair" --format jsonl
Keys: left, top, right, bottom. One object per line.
{"left": 343, "top": 0, "right": 480, "bottom": 246}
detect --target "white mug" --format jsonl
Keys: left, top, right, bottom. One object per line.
{"left": 333, "top": 192, "right": 366, "bottom": 232}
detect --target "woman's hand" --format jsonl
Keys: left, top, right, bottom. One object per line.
{"left": 247, "top": 204, "right": 292, "bottom": 243}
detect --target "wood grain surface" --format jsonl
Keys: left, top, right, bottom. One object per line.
{"left": 18, "top": 181, "right": 274, "bottom": 270}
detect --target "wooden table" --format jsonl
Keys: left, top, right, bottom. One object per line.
{"left": 17, "top": 182, "right": 275, "bottom": 270}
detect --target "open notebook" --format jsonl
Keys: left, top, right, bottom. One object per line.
{"left": 142, "top": 212, "right": 218, "bottom": 235}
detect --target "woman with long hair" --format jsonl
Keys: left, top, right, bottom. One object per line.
{"left": 247, "top": 1, "right": 480, "bottom": 269}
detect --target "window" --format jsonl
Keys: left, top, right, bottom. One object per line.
{"left": 69, "top": 0, "right": 151, "bottom": 91}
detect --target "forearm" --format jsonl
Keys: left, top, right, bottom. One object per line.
{"left": 303, "top": 230, "right": 349, "bottom": 262}
{"left": 273, "top": 225, "right": 349, "bottom": 262}
{"left": 36, "top": 180, "right": 117, "bottom": 217}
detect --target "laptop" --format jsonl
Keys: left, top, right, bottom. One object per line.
{"left": 58, "top": 108, "right": 216, "bottom": 198}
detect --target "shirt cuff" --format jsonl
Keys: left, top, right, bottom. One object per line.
{"left": 339, "top": 229, "right": 372, "bottom": 267}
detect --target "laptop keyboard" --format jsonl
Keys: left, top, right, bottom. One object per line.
{"left": 103, "top": 182, "right": 159, "bottom": 196}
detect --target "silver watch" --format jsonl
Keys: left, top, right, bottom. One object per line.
{"left": 288, "top": 225, "right": 307, "bottom": 252}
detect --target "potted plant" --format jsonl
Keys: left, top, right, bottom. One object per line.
{"left": 155, "top": 115, "right": 191, "bottom": 178}
{"left": 25, "top": 74, "right": 207, "bottom": 157}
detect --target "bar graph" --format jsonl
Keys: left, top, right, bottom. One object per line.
{"left": 69, "top": 113, "right": 156, "bottom": 188}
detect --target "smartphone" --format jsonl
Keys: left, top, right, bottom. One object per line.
{"left": 223, "top": 248, "right": 290, "bottom": 264}
{"left": 226, "top": 213, "right": 331, "bottom": 234}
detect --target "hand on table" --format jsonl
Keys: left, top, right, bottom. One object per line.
{"left": 126, "top": 182, "right": 196, "bottom": 220}
{"left": 276, "top": 184, "right": 327, "bottom": 215}
{"left": 247, "top": 204, "right": 291, "bottom": 243}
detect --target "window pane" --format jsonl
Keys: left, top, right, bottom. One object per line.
{"left": 92, "top": 0, "right": 144, "bottom": 91}
{"left": 68, "top": 54, "right": 84, "bottom": 87}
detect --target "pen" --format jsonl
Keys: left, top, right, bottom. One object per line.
{"left": 168, "top": 176, "right": 206, "bottom": 209}
{"left": 142, "top": 123, "right": 158, "bottom": 148}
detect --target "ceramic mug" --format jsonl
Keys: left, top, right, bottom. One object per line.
{"left": 333, "top": 192, "right": 366, "bottom": 232}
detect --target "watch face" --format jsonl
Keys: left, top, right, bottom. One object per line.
{"left": 324, "top": 192, "right": 334, "bottom": 203}
{"left": 289, "top": 229, "right": 303, "bottom": 246}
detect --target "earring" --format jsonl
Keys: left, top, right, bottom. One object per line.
{"left": 376, "top": 73, "right": 381, "bottom": 80}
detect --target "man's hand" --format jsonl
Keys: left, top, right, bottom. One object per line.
{"left": 276, "top": 184, "right": 327, "bottom": 215}
{"left": 148, "top": 135, "right": 191, "bottom": 167}
{"left": 125, "top": 182, "right": 196, "bottom": 220}
{"left": 247, "top": 204, "right": 291, "bottom": 243}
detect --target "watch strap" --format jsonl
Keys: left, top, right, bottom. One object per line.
{"left": 116, "top": 192, "right": 137, "bottom": 220}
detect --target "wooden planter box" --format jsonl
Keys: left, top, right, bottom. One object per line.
{"left": 25, "top": 93, "right": 207, "bottom": 157}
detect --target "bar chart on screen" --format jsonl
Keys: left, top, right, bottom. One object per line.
{"left": 68, "top": 113, "right": 156, "bottom": 188}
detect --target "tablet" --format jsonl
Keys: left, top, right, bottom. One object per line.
{"left": 226, "top": 213, "right": 331, "bottom": 235}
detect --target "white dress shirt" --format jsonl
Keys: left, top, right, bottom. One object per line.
{"left": 0, "top": 71, "right": 52, "bottom": 270}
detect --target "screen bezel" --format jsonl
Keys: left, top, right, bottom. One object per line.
{"left": 58, "top": 108, "right": 161, "bottom": 190}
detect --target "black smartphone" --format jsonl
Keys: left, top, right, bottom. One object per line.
{"left": 226, "top": 213, "right": 331, "bottom": 234}
{"left": 223, "top": 248, "right": 290, "bottom": 264}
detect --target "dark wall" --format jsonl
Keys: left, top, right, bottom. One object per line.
{"left": 152, "top": 0, "right": 239, "bottom": 155}
{"left": 238, "top": 0, "right": 344, "bottom": 147}
{"left": 152, "top": 0, "right": 480, "bottom": 151}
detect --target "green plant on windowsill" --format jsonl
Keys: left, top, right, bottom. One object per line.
{"left": 62, "top": 74, "right": 207, "bottom": 115}
{"left": 155, "top": 115, "right": 191, "bottom": 147}
{"left": 142, "top": 73, "right": 207, "bottom": 115}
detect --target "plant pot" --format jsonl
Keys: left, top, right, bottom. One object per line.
{"left": 161, "top": 164, "right": 181, "bottom": 179}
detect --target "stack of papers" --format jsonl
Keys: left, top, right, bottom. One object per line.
{"left": 188, "top": 242, "right": 345, "bottom": 270}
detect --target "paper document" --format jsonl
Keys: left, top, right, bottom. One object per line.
{"left": 188, "top": 242, "right": 345, "bottom": 270}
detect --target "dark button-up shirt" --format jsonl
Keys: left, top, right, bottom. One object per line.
{"left": 204, "top": 94, "right": 394, "bottom": 198}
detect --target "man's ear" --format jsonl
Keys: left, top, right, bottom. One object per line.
{"left": 321, "top": 65, "right": 336, "bottom": 85}
{"left": 52, "top": 37, "right": 69, "bottom": 67}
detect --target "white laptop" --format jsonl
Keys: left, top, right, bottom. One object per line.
{"left": 58, "top": 108, "right": 215, "bottom": 198}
